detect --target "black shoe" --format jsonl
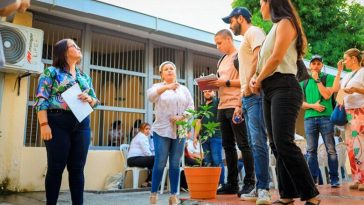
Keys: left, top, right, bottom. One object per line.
{"left": 237, "top": 183, "right": 255, "bottom": 197}
{"left": 216, "top": 183, "right": 239, "bottom": 195}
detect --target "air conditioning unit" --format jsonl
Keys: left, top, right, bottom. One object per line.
{"left": 0, "top": 21, "right": 44, "bottom": 74}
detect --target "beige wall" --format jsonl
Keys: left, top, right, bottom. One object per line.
{"left": 17, "top": 148, "right": 124, "bottom": 191}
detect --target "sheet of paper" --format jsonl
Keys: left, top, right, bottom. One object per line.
{"left": 194, "top": 74, "right": 219, "bottom": 91}
{"left": 335, "top": 89, "right": 347, "bottom": 106}
{"left": 61, "top": 83, "right": 93, "bottom": 122}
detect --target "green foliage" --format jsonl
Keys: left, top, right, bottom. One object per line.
{"left": 232, "top": 0, "right": 364, "bottom": 67}
{"left": 176, "top": 105, "right": 220, "bottom": 167}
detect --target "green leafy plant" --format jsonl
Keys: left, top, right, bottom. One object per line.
{"left": 176, "top": 105, "right": 220, "bottom": 167}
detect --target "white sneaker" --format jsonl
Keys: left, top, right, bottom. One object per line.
{"left": 256, "top": 189, "right": 271, "bottom": 205}
{"left": 240, "top": 188, "right": 257, "bottom": 201}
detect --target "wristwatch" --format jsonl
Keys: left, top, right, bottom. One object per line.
{"left": 226, "top": 80, "right": 231, "bottom": 87}
{"left": 314, "top": 78, "right": 321, "bottom": 83}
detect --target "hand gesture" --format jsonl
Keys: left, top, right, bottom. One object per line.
{"left": 312, "top": 100, "right": 325, "bottom": 112}
{"left": 337, "top": 60, "right": 344, "bottom": 72}
{"left": 166, "top": 82, "right": 179, "bottom": 91}
{"left": 311, "top": 71, "right": 319, "bottom": 81}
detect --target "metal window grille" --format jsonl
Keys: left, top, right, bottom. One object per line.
{"left": 192, "top": 53, "right": 219, "bottom": 107}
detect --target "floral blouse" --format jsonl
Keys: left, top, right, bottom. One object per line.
{"left": 34, "top": 66, "right": 98, "bottom": 112}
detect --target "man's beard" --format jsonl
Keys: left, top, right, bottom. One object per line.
{"left": 232, "top": 24, "right": 242, "bottom": 36}
{"left": 204, "top": 96, "right": 213, "bottom": 101}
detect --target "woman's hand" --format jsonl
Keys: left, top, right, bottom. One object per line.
{"left": 249, "top": 76, "right": 261, "bottom": 94}
{"left": 337, "top": 59, "right": 344, "bottom": 72}
{"left": 344, "top": 87, "right": 357, "bottom": 94}
{"left": 41, "top": 125, "right": 52, "bottom": 141}
{"left": 166, "top": 82, "right": 179, "bottom": 91}
{"left": 170, "top": 115, "right": 185, "bottom": 123}
{"left": 78, "top": 90, "right": 93, "bottom": 104}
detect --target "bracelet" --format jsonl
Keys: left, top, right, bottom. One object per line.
{"left": 40, "top": 122, "right": 48, "bottom": 127}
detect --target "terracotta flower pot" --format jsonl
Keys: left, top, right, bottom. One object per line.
{"left": 184, "top": 167, "right": 221, "bottom": 199}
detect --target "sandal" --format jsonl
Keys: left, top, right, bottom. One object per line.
{"left": 305, "top": 199, "right": 321, "bottom": 205}
{"left": 272, "top": 199, "right": 295, "bottom": 205}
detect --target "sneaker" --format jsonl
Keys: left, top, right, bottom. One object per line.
{"left": 330, "top": 180, "right": 340, "bottom": 188}
{"left": 237, "top": 183, "right": 255, "bottom": 197}
{"left": 216, "top": 183, "right": 239, "bottom": 195}
{"left": 240, "top": 188, "right": 257, "bottom": 201}
{"left": 256, "top": 189, "right": 271, "bottom": 205}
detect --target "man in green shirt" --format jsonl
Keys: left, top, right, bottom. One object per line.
{"left": 300, "top": 55, "right": 340, "bottom": 187}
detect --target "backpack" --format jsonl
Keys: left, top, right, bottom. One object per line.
{"left": 302, "top": 74, "right": 336, "bottom": 109}
{"left": 217, "top": 53, "right": 239, "bottom": 71}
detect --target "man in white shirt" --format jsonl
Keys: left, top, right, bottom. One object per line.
{"left": 223, "top": 7, "right": 271, "bottom": 204}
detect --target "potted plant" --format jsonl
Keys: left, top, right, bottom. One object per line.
{"left": 176, "top": 105, "right": 221, "bottom": 199}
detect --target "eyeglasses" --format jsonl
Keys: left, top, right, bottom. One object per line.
{"left": 68, "top": 44, "right": 80, "bottom": 50}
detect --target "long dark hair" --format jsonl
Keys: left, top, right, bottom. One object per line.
{"left": 265, "top": 0, "right": 307, "bottom": 58}
{"left": 52, "top": 39, "right": 70, "bottom": 72}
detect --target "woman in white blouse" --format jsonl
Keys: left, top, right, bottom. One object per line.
{"left": 336, "top": 48, "right": 364, "bottom": 191}
{"left": 147, "top": 61, "right": 194, "bottom": 205}
{"left": 127, "top": 123, "right": 154, "bottom": 188}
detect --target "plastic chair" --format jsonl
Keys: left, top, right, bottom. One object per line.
{"left": 317, "top": 143, "right": 329, "bottom": 184}
{"left": 159, "top": 156, "right": 185, "bottom": 195}
{"left": 294, "top": 139, "right": 307, "bottom": 155}
{"left": 119, "top": 144, "right": 148, "bottom": 189}
{"left": 336, "top": 142, "right": 348, "bottom": 183}
{"left": 268, "top": 146, "right": 278, "bottom": 189}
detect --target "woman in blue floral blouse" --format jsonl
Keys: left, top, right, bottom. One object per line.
{"left": 35, "top": 38, "right": 98, "bottom": 205}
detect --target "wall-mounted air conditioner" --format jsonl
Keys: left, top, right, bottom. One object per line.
{"left": 0, "top": 21, "right": 44, "bottom": 74}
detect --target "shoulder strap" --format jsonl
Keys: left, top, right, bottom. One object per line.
{"left": 321, "top": 73, "right": 328, "bottom": 87}
{"left": 303, "top": 79, "right": 309, "bottom": 98}
{"left": 216, "top": 54, "right": 239, "bottom": 72}
{"left": 217, "top": 54, "right": 227, "bottom": 69}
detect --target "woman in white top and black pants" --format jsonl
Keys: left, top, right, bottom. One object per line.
{"left": 127, "top": 123, "right": 154, "bottom": 187}
{"left": 250, "top": 1, "right": 319, "bottom": 204}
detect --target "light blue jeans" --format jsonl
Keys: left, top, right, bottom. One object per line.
{"left": 151, "top": 132, "right": 185, "bottom": 194}
{"left": 242, "top": 94, "right": 270, "bottom": 190}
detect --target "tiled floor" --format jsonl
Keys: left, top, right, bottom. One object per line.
{"left": 180, "top": 183, "right": 364, "bottom": 204}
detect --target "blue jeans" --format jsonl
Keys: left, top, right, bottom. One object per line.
{"left": 242, "top": 94, "right": 270, "bottom": 190}
{"left": 304, "top": 116, "right": 339, "bottom": 183}
{"left": 45, "top": 111, "right": 91, "bottom": 205}
{"left": 151, "top": 132, "right": 185, "bottom": 194}
{"left": 202, "top": 137, "right": 225, "bottom": 184}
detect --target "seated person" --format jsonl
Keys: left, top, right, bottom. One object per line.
{"left": 108, "top": 120, "right": 124, "bottom": 146}
{"left": 129, "top": 119, "right": 142, "bottom": 139}
{"left": 185, "top": 133, "right": 203, "bottom": 166}
{"left": 127, "top": 122, "right": 154, "bottom": 187}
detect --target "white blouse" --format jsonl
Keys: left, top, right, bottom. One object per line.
{"left": 127, "top": 132, "right": 153, "bottom": 158}
{"left": 341, "top": 67, "right": 364, "bottom": 109}
{"left": 147, "top": 82, "right": 194, "bottom": 139}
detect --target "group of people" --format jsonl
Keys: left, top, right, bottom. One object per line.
{"left": 146, "top": 1, "right": 363, "bottom": 205}
{"left": 31, "top": 0, "right": 364, "bottom": 205}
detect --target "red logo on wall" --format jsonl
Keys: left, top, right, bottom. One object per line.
{"left": 27, "top": 51, "right": 32, "bottom": 63}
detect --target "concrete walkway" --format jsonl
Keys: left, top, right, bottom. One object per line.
{"left": 1, "top": 183, "right": 364, "bottom": 205}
